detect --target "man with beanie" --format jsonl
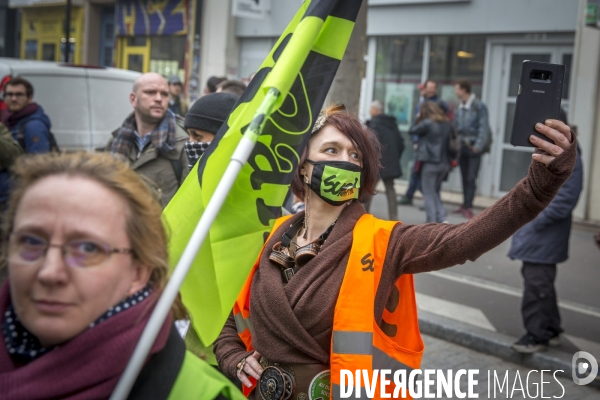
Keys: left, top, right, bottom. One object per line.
{"left": 180, "top": 91, "right": 238, "bottom": 368}
{"left": 183, "top": 92, "right": 238, "bottom": 169}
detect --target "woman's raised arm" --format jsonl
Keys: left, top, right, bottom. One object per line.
{"left": 383, "top": 119, "right": 577, "bottom": 278}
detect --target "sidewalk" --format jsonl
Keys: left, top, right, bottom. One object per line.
{"left": 422, "top": 333, "right": 600, "bottom": 399}
{"left": 367, "top": 188, "right": 600, "bottom": 388}
{"left": 392, "top": 182, "right": 600, "bottom": 229}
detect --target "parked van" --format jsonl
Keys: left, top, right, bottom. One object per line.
{"left": 0, "top": 58, "right": 140, "bottom": 151}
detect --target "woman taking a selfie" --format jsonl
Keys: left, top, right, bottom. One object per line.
{"left": 0, "top": 152, "right": 243, "bottom": 399}
{"left": 214, "top": 105, "right": 576, "bottom": 400}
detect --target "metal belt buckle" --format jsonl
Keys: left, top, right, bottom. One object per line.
{"left": 258, "top": 365, "right": 295, "bottom": 400}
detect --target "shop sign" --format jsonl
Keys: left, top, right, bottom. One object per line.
{"left": 116, "top": 0, "right": 188, "bottom": 36}
{"left": 232, "top": 0, "right": 271, "bottom": 20}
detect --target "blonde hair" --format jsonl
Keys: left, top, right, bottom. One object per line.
{"left": 1, "top": 152, "right": 169, "bottom": 291}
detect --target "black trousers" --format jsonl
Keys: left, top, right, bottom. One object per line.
{"left": 458, "top": 149, "right": 481, "bottom": 209}
{"left": 521, "top": 262, "right": 562, "bottom": 342}
{"left": 363, "top": 178, "right": 398, "bottom": 220}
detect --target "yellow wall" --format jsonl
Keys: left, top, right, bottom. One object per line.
{"left": 21, "top": 6, "right": 83, "bottom": 64}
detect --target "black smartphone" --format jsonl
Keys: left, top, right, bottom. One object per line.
{"left": 510, "top": 61, "right": 565, "bottom": 147}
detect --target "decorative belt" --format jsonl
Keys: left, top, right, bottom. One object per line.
{"left": 257, "top": 358, "right": 330, "bottom": 400}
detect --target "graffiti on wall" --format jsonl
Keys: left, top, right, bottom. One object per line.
{"left": 116, "top": 0, "right": 188, "bottom": 36}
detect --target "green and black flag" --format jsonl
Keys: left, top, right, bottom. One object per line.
{"left": 163, "top": 0, "right": 364, "bottom": 345}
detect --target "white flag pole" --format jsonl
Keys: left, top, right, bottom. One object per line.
{"left": 110, "top": 88, "right": 280, "bottom": 400}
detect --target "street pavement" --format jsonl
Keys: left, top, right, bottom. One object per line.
{"left": 421, "top": 334, "right": 600, "bottom": 399}
{"left": 367, "top": 190, "right": 600, "bottom": 364}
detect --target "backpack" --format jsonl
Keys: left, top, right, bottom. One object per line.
{"left": 473, "top": 98, "right": 493, "bottom": 154}
{"left": 16, "top": 119, "right": 60, "bottom": 153}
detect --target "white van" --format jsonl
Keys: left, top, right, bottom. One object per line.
{"left": 0, "top": 58, "right": 140, "bottom": 151}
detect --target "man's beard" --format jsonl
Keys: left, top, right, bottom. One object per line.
{"left": 139, "top": 108, "right": 165, "bottom": 125}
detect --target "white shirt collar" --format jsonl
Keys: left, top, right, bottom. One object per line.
{"left": 459, "top": 94, "right": 476, "bottom": 110}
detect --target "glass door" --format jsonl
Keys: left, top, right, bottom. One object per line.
{"left": 493, "top": 45, "right": 573, "bottom": 197}
{"left": 119, "top": 37, "right": 150, "bottom": 73}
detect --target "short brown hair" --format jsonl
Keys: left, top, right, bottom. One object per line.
{"left": 1, "top": 152, "right": 168, "bottom": 291}
{"left": 455, "top": 79, "right": 472, "bottom": 94}
{"left": 6, "top": 77, "right": 34, "bottom": 97}
{"left": 291, "top": 105, "right": 381, "bottom": 202}
{"left": 216, "top": 80, "right": 246, "bottom": 98}
{"left": 207, "top": 76, "right": 226, "bottom": 93}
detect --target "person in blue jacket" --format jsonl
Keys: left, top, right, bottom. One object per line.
{"left": 508, "top": 110, "right": 583, "bottom": 353}
{"left": 0, "top": 77, "right": 51, "bottom": 209}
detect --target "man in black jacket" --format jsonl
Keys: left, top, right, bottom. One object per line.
{"left": 365, "top": 100, "right": 405, "bottom": 220}
{"left": 508, "top": 110, "right": 583, "bottom": 353}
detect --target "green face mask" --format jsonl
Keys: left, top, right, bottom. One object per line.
{"left": 307, "top": 160, "right": 362, "bottom": 206}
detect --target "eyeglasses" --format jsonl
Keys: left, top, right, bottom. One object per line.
{"left": 4, "top": 92, "right": 27, "bottom": 98}
{"left": 8, "top": 233, "right": 134, "bottom": 269}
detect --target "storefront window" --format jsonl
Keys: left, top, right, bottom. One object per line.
{"left": 128, "top": 54, "right": 144, "bottom": 72}
{"left": 42, "top": 43, "right": 55, "bottom": 61}
{"left": 374, "top": 36, "right": 425, "bottom": 177}
{"left": 429, "top": 35, "right": 487, "bottom": 114}
{"left": 25, "top": 40, "right": 37, "bottom": 60}
{"left": 127, "top": 37, "right": 147, "bottom": 47}
{"left": 150, "top": 36, "right": 186, "bottom": 78}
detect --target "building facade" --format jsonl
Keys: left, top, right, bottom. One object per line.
{"left": 235, "top": 0, "right": 598, "bottom": 221}
{"left": 9, "top": 0, "right": 201, "bottom": 99}
{"left": 6, "top": 0, "right": 598, "bottom": 222}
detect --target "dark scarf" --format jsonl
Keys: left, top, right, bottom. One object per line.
{"left": 184, "top": 141, "right": 210, "bottom": 169}
{"left": 5, "top": 103, "right": 39, "bottom": 130}
{"left": 0, "top": 281, "right": 172, "bottom": 399}
{"left": 2, "top": 285, "right": 152, "bottom": 365}
{"left": 110, "top": 110, "right": 177, "bottom": 158}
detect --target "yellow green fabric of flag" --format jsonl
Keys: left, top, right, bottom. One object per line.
{"left": 163, "top": 0, "right": 363, "bottom": 346}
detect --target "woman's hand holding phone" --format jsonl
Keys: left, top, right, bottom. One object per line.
{"left": 530, "top": 119, "right": 572, "bottom": 166}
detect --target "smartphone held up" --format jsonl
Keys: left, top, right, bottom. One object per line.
{"left": 510, "top": 61, "right": 566, "bottom": 147}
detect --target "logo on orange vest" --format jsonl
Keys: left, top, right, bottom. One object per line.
{"left": 361, "top": 253, "right": 374, "bottom": 272}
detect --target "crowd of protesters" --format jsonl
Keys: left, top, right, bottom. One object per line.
{"left": 0, "top": 70, "right": 596, "bottom": 400}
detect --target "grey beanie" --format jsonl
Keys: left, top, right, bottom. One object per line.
{"left": 184, "top": 92, "right": 238, "bottom": 134}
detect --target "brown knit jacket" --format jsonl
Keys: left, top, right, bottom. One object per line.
{"left": 214, "top": 140, "right": 577, "bottom": 378}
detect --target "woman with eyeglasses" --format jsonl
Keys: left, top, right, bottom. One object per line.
{"left": 0, "top": 152, "right": 244, "bottom": 399}
{"left": 214, "top": 105, "right": 576, "bottom": 400}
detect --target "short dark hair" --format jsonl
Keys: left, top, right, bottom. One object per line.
{"left": 6, "top": 77, "right": 34, "bottom": 97}
{"left": 217, "top": 80, "right": 246, "bottom": 98}
{"left": 455, "top": 79, "right": 472, "bottom": 94}
{"left": 291, "top": 106, "right": 381, "bottom": 202}
{"left": 424, "top": 79, "right": 438, "bottom": 88}
{"left": 206, "top": 76, "right": 226, "bottom": 93}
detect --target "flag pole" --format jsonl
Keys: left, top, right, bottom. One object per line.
{"left": 110, "top": 88, "right": 281, "bottom": 400}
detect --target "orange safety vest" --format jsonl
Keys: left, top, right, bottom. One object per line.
{"left": 233, "top": 214, "right": 424, "bottom": 399}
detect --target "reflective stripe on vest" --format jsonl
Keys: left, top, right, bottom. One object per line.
{"left": 234, "top": 214, "right": 424, "bottom": 399}
{"left": 330, "top": 214, "right": 423, "bottom": 400}
{"left": 234, "top": 312, "right": 254, "bottom": 336}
